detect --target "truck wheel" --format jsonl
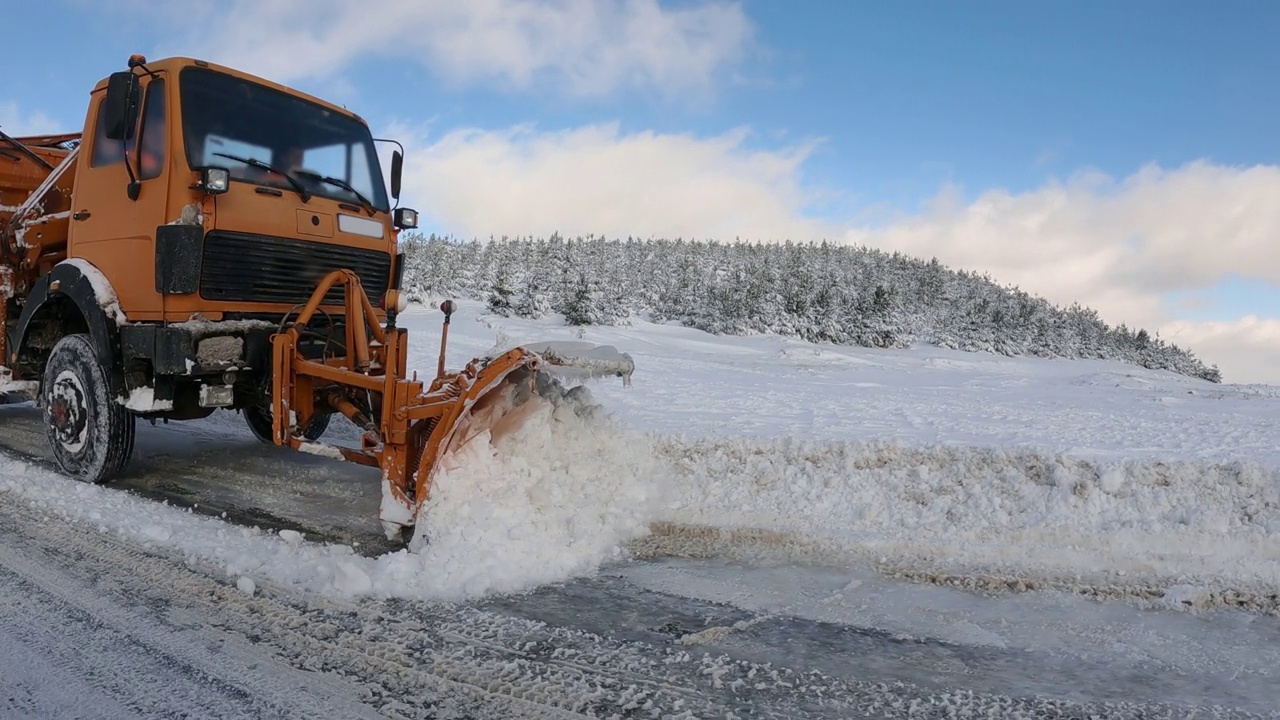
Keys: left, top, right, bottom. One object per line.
{"left": 42, "top": 333, "right": 135, "bottom": 483}
{"left": 243, "top": 404, "right": 329, "bottom": 444}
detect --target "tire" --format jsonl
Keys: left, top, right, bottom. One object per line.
{"left": 42, "top": 333, "right": 135, "bottom": 483}
{"left": 243, "top": 403, "right": 330, "bottom": 443}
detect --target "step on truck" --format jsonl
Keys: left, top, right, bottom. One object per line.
{"left": 0, "top": 55, "right": 629, "bottom": 543}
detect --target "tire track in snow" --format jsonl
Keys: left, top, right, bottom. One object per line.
{"left": 2, "top": 498, "right": 1267, "bottom": 719}
{"left": 0, "top": 496, "right": 849, "bottom": 718}
{"left": 0, "top": 501, "right": 589, "bottom": 719}
{"left": 0, "top": 524, "right": 382, "bottom": 720}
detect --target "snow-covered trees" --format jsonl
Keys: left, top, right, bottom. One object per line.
{"left": 397, "top": 233, "right": 1222, "bottom": 383}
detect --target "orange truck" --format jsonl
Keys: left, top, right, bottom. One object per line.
{"left": 0, "top": 55, "right": 615, "bottom": 543}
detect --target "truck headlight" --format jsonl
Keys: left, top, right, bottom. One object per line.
{"left": 394, "top": 207, "right": 418, "bottom": 229}
{"left": 202, "top": 167, "right": 230, "bottom": 194}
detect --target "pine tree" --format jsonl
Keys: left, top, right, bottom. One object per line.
{"left": 562, "top": 273, "right": 599, "bottom": 326}
{"left": 487, "top": 266, "right": 515, "bottom": 316}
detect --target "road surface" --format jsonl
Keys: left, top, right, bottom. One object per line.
{"left": 0, "top": 403, "right": 1274, "bottom": 718}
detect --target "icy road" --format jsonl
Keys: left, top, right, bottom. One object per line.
{"left": 2, "top": 300, "right": 1280, "bottom": 718}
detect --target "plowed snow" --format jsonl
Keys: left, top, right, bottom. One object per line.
{"left": 394, "top": 378, "right": 664, "bottom": 598}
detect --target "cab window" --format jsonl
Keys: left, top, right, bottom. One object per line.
{"left": 137, "top": 79, "right": 166, "bottom": 180}
{"left": 89, "top": 98, "right": 126, "bottom": 168}
{"left": 89, "top": 78, "right": 166, "bottom": 179}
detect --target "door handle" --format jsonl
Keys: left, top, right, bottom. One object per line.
{"left": 72, "top": 211, "right": 91, "bottom": 221}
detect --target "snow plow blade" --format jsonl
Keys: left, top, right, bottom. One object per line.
{"left": 269, "top": 269, "right": 629, "bottom": 544}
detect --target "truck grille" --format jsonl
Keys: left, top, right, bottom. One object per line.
{"left": 200, "top": 231, "right": 392, "bottom": 306}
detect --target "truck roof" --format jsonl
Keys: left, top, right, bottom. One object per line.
{"left": 90, "top": 56, "right": 369, "bottom": 127}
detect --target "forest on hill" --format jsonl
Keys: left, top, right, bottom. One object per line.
{"left": 397, "top": 233, "right": 1222, "bottom": 383}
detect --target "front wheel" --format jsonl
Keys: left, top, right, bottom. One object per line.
{"left": 42, "top": 334, "right": 135, "bottom": 483}
{"left": 243, "top": 403, "right": 330, "bottom": 444}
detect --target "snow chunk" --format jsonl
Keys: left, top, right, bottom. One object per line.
{"left": 166, "top": 203, "right": 203, "bottom": 226}
{"left": 1098, "top": 465, "right": 1126, "bottom": 494}
{"left": 122, "top": 386, "right": 174, "bottom": 412}
{"left": 0, "top": 366, "right": 38, "bottom": 399}
{"left": 296, "top": 442, "right": 345, "bottom": 461}
{"left": 170, "top": 317, "right": 277, "bottom": 337}
{"left": 1161, "top": 584, "right": 1211, "bottom": 610}
{"left": 236, "top": 576, "right": 256, "bottom": 596}
{"left": 140, "top": 524, "right": 171, "bottom": 543}
{"left": 334, "top": 562, "right": 372, "bottom": 595}
{"left": 521, "top": 341, "right": 636, "bottom": 386}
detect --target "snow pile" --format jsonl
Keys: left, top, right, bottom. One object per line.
{"left": 647, "top": 436, "right": 1280, "bottom": 590}
{"left": 0, "top": 375, "right": 666, "bottom": 602}
{"left": 382, "top": 375, "right": 664, "bottom": 598}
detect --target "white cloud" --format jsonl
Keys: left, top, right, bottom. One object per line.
{"left": 843, "top": 162, "right": 1280, "bottom": 329}
{"left": 391, "top": 121, "right": 1280, "bottom": 383}
{"left": 149, "top": 0, "right": 753, "bottom": 99}
{"left": 398, "top": 121, "right": 824, "bottom": 242}
{"left": 841, "top": 163, "right": 1280, "bottom": 384}
{"left": 0, "top": 102, "right": 65, "bottom": 137}
{"left": 1158, "top": 317, "right": 1280, "bottom": 385}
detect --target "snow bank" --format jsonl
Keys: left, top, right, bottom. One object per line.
{"left": 646, "top": 436, "right": 1280, "bottom": 594}
{"left": 5, "top": 407, "right": 1280, "bottom": 605}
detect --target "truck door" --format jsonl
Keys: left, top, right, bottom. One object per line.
{"left": 67, "top": 72, "right": 171, "bottom": 320}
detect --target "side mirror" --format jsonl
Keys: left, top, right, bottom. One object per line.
{"left": 103, "top": 71, "right": 140, "bottom": 141}
{"left": 390, "top": 149, "right": 403, "bottom": 201}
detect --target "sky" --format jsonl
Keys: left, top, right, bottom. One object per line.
{"left": 3, "top": 0, "right": 1279, "bottom": 384}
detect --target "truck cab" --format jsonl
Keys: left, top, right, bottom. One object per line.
{"left": 5, "top": 55, "right": 418, "bottom": 480}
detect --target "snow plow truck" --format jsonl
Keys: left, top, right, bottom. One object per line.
{"left": 0, "top": 55, "right": 629, "bottom": 543}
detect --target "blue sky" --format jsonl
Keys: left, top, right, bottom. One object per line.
{"left": 3, "top": 0, "right": 1279, "bottom": 382}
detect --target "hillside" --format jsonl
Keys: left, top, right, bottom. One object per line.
{"left": 397, "top": 233, "right": 1222, "bottom": 383}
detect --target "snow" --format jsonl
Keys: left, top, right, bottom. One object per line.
{"left": 2, "top": 298, "right": 1280, "bottom": 612}
{"left": 170, "top": 317, "right": 278, "bottom": 335}
{"left": 122, "top": 386, "right": 174, "bottom": 412}
{"left": 60, "top": 258, "right": 128, "bottom": 325}
{"left": 0, "top": 366, "right": 38, "bottom": 398}
{"left": 396, "top": 378, "right": 662, "bottom": 597}
{"left": 165, "top": 202, "right": 203, "bottom": 226}
{"left": 517, "top": 339, "right": 636, "bottom": 385}
{"left": 296, "top": 441, "right": 346, "bottom": 460}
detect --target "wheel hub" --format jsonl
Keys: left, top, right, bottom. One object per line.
{"left": 48, "top": 370, "right": 89, "bottom": 453}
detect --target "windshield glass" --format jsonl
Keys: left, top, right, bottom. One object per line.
{"left": 178, "top": 67, "right": 389, "bottom": 212}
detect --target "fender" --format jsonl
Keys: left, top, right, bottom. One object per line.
{"left": 8, "top": 258, "right": 127, "bottom": 371}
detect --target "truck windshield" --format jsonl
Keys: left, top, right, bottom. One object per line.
{"left": 179, "top": 67, "right": 389, "bottom": 212}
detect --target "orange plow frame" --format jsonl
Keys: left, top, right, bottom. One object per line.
{"left": 269, "top": 269, "right": 541, "bottom": 540}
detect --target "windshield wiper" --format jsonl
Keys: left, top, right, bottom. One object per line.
{"left": 297, "top": 171, "right": 376, "bottom": 216}
{"left": 212, "top": 152, "right": 311, "bottom": 202}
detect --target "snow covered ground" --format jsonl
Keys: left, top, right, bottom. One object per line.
{"left": 3, "top": 298, "right": 1280, "bottom": 717}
